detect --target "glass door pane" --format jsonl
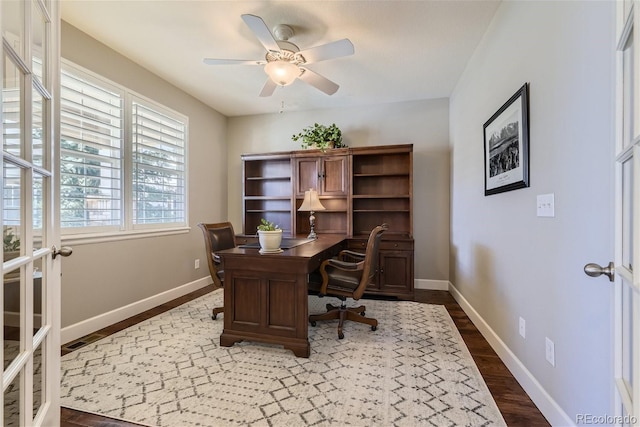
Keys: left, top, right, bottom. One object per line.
{"left": 3, "top": 54, "right": 21, "bottom": 157}
{"left": 622, "top": 283, "right": 634, "bottom": 397}
{"left": 623, "top": 157, "right": 633, "bottom": 270}
{"left": 32, "top": 88, "right": 44, "bottom": 167}
{"left": 31, "top": 0, "right": 46, "bottom": 86}
{"left": 32, "top": 343, "right": 43, "bottom": 420}
{"left": 623, "top": 30, "right": 634, "bottom": 148}
{"left": 2, "top": 1, "right": 22, "bottom": 55}
{"left": 4, "top": 373, "right": 21, "bottom": 426}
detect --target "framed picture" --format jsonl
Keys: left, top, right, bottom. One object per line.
{"left": 483, "top": 83, "right": 530, "bottom": 196}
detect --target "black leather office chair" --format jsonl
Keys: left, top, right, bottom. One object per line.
{"left": 309, "top": 223, "right": 388, "bottom": 339}
{"left": 198, "top": 222, "right": 236, "bottom": 320}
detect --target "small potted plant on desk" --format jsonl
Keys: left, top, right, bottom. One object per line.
{"left": 257, "top": 219, "right": 283, "bottom": 254}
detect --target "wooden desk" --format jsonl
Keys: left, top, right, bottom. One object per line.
{"left": 218, "top": 234, "right": 346, "bottom": 357}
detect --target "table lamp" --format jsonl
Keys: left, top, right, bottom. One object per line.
{"left": 298, "top": 189, "right": 326, "bottom": 239}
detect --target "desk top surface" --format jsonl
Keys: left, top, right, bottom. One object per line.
{"left": 219, "top": 234, "right": 346, "bottom": 259}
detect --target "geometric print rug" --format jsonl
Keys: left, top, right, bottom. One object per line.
{"left": 60, "top": 289, "right": 506, "bottom": 426}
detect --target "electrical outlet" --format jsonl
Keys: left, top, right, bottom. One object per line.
{"left": 519, "top": 317, "right": 526, "bottom": 338}
{"left": 194, "top": 259, "right": 200, "bottom": 269}
{"left": 545, "top": 337, "right": 555, "bottom": 367}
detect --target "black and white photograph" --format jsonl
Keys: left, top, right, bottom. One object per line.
{"left": 483, "top": 83, "right": 529, "bottom": 196}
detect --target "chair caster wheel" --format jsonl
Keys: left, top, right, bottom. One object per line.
{"left": 361, "top": 311, "right": 366, "bottom": 316}
{"left": 211, "top": 314, "right": 217, "bottom": 320}
{"left": 338, "top": 332, "right": 344, "bottom": 339}
{"left": 310, "top": 321, "right": 317, "bottom": 327}
{"left": 371, "top": 326, "right": 377, "bottom": 331}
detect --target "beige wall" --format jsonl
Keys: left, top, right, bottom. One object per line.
{"left": 227, "top": 99, "right": 450, "bottom": 281}
{"left": 60, "top": 22, "right": 227, "bottom": 328}
{"left": 450, "top": 1, "right": 613, "bottom": 422}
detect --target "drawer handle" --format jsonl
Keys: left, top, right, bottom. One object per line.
{"left": 394, "top": 243, "right": 398, "bottom": 247}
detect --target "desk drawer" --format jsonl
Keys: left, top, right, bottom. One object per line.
{"left": 236, "top": 235, "right": 258, "bottom": 246}
{"left": 347, "top": 239, "right": 414, "bottom": 251}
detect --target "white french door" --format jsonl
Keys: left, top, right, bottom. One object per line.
{"left": 1, "top": 0, "right": 62, "bottom": 426}
{"left": 612, "top": 1, "right": 640, "bottom": 425}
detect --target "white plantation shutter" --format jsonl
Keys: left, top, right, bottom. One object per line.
{"left": 60, "top": 66, "right": 123, "bottom": 229}
{"left": 58, "top": 61, "right": 188, "bottom": 239}
{"left": 131, "top": 100, "right": 186, "bottom": 226}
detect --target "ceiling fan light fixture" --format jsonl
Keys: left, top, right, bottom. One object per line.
{"left": 264, "top": 60, "right": 300, "bottom": 86}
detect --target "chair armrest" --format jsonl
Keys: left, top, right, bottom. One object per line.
{"left": 317, "top": 257, "right": 364, "bottom": 295}
{"left": 326, "top": 258, "right": 360, "bottom": 270}
{"left": 338, "top": 250, "right": 365, "bottom": 262}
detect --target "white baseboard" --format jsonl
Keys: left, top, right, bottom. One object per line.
{"left": 414, "top": 278, "right": 449, "bottom": 290}
{"left": 448, "top": 282, "right": 574, "bottom": 427}
{"left": 61, "top": 276, "right": 212, "bottom": 345}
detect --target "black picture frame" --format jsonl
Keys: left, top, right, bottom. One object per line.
{"left": 483, "top": 83, "right": 530, "bottom": 196}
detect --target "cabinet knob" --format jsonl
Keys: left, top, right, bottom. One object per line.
{"left": 394, "top": 243, "right": 398, "bottom": 247}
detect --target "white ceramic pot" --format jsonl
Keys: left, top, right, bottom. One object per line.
{"left": 258, "top": 229, "right": 283, "bottom": 252}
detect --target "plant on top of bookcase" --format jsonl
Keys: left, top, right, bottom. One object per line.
{"left": 292, "top": 123, "right": 345, "bottom": 152}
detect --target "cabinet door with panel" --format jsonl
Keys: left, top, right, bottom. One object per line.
{"left": 321, "top": 155, "right": 348, "bottom": 196}
{"left": 347, "top": 237, "right": 414, "bottom": 299}
{"left": 295, "top": 158, "right": 320, "bottom": 196}
{"left": 295, "top": 155, "right": 348, "bottom": 196}
{"left": 379, "top": 250, "right": 413, "bottom": 296}
{"left": 294, "top": 153, "right": 349, "bottom": 235}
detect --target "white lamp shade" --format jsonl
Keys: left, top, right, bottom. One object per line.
{"left": 298, "top": 189, "right": 326, "bottom": 211}
{"left": 264, "top": 60, "right": 301, "bottom": 86}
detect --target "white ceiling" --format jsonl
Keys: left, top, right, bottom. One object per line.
{"left": 61, "top": 1, "right": 500, "bottom": 117}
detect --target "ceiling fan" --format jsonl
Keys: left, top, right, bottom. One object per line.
{"left": 203, "top": 14, "right": 354, "bottom": 97}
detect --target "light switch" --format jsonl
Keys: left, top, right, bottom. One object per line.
{"left": 537, "top": 193, "right": 555, "bottom": 217}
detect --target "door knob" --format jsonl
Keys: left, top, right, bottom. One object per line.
{"left": 52, "top": 245, "right": 73, "bottom": 259}
{"left": 584, "top": 261, "right": 615, "bottom": 282}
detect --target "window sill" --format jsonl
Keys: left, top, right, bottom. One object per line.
{"left": 61, "top": 226, "right": 190, "bottom": 246}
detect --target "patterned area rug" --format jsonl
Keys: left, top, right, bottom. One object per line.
{"left": 60, "top": 289, "right": 506, "bottom": 426}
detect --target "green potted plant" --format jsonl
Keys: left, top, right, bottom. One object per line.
{"left": 256, "top": 219, "right": 282, "bottom": 253}
{"left": 292, "top": 123, "right": 346, "bottom": 152}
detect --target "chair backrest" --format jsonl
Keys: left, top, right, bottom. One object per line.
{"left": 197, "top": 222, "right": 236, "bottom": 287}
{"left": 353, "top": 223, "right": 388, "bottom": 300}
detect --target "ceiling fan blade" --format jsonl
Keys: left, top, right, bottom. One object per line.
{"left": 203, "top": 58, "right": 265, "bottom": 66}
{"left": 241, "top": 14, "right": 281, "bottom": 53}
{"left": 259, "top": 78, "right": 277, "bottom": 97}
{"left": 298, "top": 68, "right": 339, "bottom": 95}
{"left": 298, "top": 39, "right": 354, "bottom": 64}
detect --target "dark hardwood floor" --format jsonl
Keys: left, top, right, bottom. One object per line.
{"left": 414, "top": 290, "right": 549, "bottom": 427}
{"left": 60, "top": 286, "right": 549, "bottom": 427}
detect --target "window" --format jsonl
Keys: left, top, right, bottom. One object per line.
{"left": 131, "top": 99, "right": 186, "bottom": 226}
{"left": 60, "top": 66, "right": 123, "bottom": 229}
{"left": 60, "top": 61, "right": 188, "bottom": 238}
